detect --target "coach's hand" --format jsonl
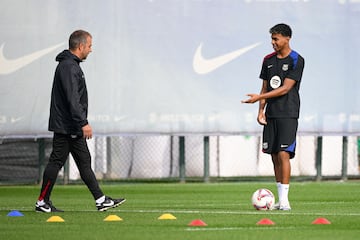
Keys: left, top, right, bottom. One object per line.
{"left": 82, "top": 124, "right": 93, "bottom": 139}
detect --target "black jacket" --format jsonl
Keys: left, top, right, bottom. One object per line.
{"left": 48, "top": 50, "right": 88, "bottom": 136}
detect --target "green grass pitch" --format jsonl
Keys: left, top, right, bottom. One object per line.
{"left": 1, "top": 182, "right": 360, "bottom": 240}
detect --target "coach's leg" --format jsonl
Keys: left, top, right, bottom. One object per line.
{"left": 38, "top": 133, "right": 69, "bottom": 202}
{"left": 70, "top": 137, "right": 104, "bottom": 200}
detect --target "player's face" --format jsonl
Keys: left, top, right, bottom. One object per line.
{"left": 79, "top": 36, "right": 92, "bottom": 60}
{"left": 271, "top": 33, "right": 289, "bottom": 53}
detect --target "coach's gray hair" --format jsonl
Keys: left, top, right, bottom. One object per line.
{"left": 69, "top": 30, "right": 92, "bottom": 50}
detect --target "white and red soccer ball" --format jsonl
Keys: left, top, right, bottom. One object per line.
{"left": 251, "top": 188, "right": 275, "bottom": 210}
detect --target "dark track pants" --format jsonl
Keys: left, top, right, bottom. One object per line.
{"left": 38, "top": 133, "right": 103, "bottom": 201}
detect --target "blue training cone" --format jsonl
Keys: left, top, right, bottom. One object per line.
{"left": 7, "top": 210, "right": 24, "bottom": 217}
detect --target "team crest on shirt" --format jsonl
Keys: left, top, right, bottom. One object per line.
{"left": 282, "top": 64, "right": 289, "bottom": 71}
{"left": 270, "top": 75, "right": 281, "bottom": 89}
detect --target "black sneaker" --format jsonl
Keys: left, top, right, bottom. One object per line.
{"left": 96, "top": 196, "right": 126, "bottom": 211}
{"left": 35, "top": 200, "right": 63, "bottom": 213}
{"left": 47, "top": 200, "right": 64, "bottom": 212}
{"left": 35, "top": 202, "right": 51, "bottom": 213}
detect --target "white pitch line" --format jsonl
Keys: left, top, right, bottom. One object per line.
{"left": 118, "top": 209, "right": 360, "bottom": 217}
{"left": 185, "top": 226, "right": 297, "bottom": 231}
{"left": 2, "top": 208, "right": 360, "bottom": 217}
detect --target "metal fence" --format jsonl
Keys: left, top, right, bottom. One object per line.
{"left": 0, "top": 135, "right": 359, "bottom": 184}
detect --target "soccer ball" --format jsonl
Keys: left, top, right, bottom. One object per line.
{"left": 251, "top": 188, "right": 275, "bottom": 210}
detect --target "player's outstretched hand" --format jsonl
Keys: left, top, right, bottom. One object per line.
{"left": 241, "top": 94, "right": 260, "bottom": 104}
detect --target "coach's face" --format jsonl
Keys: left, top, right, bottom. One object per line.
{"left": 271, "top": 33, "right": 290, "bottom": 53}
{"left": 79, "top": 36, "right": 92, "bottom": 60}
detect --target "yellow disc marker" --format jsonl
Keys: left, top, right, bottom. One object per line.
{"left": 46, "top": 216, "right": 65, "bottom": 222}
{"left": 158, "top": 213, "right": 177, "bottom": 220}
{"left": 104, "top": 215, "right": 123, "bottom": 222}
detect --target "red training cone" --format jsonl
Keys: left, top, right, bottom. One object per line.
{"left": 188, "top": 219, "right": 207, "bottom": 226}
{"left": 256, "top": 218, "right": 275, "bottom": 225}
{"left": 312, "top": 217, "right": 331, "bottom": 225}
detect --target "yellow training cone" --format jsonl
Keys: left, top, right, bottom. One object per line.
{"left": 158, "top": 213, "right": 177, "bottom": 220}
{"left": 46, "top": 216, "right": 65, "bottom": 222}
{"left": 104, "top": 215, "right": 123, "bottom": 222}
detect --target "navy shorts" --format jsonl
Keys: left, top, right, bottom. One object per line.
{"left": 262, "top": 118, "right": 298, "bottom": 159}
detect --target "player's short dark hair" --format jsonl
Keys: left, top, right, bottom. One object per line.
{"left": 69, "top": 30, "right": 92, "bottom": 50}
{"left": 270, "top": 23, "right": 292, "bottom": 38}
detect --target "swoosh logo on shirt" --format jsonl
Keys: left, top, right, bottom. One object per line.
{"left": 0, "top": 42, "right": 65, "bottom": 75}
{"left": 193, "top": 42, "right": 261, "bottom": 74}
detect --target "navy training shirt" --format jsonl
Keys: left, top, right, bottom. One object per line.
{"left": 259, "top": 50, "right": 305, "bottom": 119}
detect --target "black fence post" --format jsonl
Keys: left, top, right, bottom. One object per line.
{"left": 341, "top": 136, "right": 348, "bottom": 181}
{"left": 203, "top": 136, "right": 210, "bottom": 183}
{"left": 106, "top": 136, "right": 112, "bottom": 178}
{"left": 179, "top": 136, "right": 185, "bottom": 183}
{"left": 315, "top": 136, "right": 322, "bottom": 181}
